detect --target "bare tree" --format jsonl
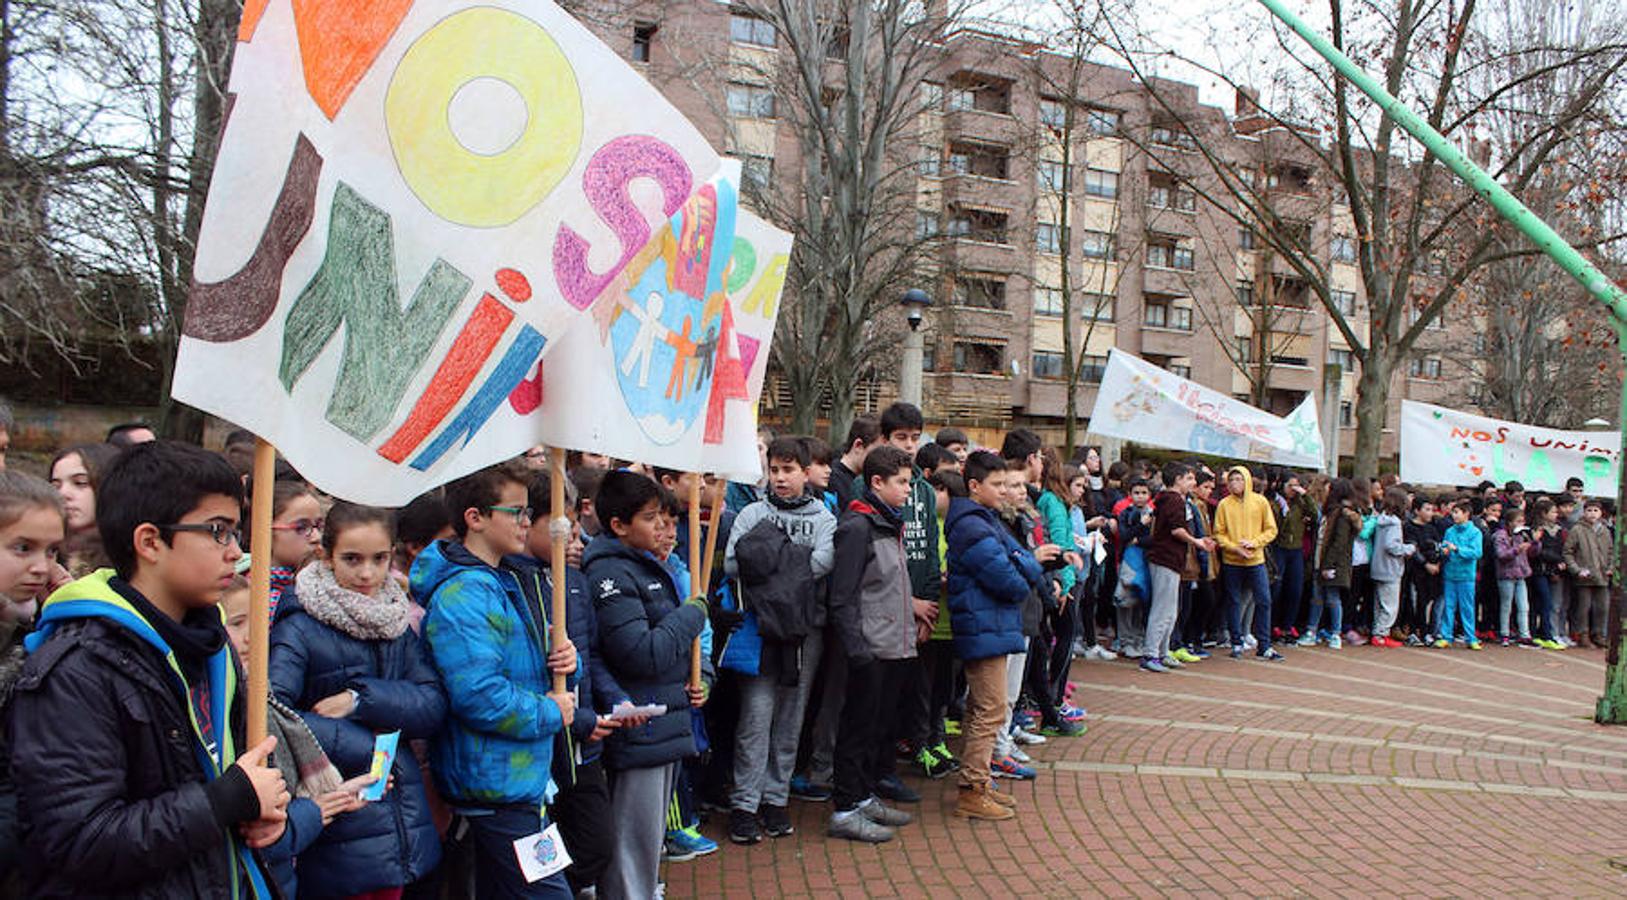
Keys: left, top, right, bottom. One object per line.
{"left": 1102, "top": 0, "right": 1627, "bottom": 473}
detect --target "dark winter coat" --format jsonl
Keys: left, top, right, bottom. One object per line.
{"left": 848, "top": 468, "right": 941, "bottom": 601}
{"left": 945, "top": 498, "right": 1046, "bottom": 661}
{"left": 268, "top": 585, "right": 445, "bottom": 897}
{"left": 9, "top": 572, "right": 274, "bottom": 899}
{"left": 582, "top": 539, "right": 707, "bottom": 771}
{"left": 1317, "top": 505, "right": 1362, "bottom": 590}
{"left": 828, "top": 496, "right": 916, "bottom": 665}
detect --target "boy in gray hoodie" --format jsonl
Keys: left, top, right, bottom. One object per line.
{"left": 722, "top": 438, "right": 836, "bottom": 844}
{"left": 1368, "top": 486, "right": 1416, "bottom": 646}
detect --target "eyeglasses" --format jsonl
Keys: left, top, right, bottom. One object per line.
{"left": 161, "top": 522, "right": 244, "bottom": 547}
{"left": 271, "top": 518, "right": 324, "bottom": 537}
{"left": 487, "top": 505, "right": 533, "bottom": 522}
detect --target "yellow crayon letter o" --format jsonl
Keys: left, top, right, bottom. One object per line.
{"left": 385, "top": 7, "right": 582, "bottom": 227}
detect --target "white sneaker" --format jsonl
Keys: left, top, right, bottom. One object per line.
{"left": 1242, "top": 635, "right": 1258, "bottom": 650}
{"left": 1013, "top": 726, "right": 1047, "bottom": 746}
{"left": 1009, "top": 745, "right": 1033, "bottom": 763}
{"left": 1087, "top": 645, "right": 1115, "bottom": 661}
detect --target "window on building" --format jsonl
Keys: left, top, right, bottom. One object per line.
{"left": 1239, "top": 228, "right": 1257, "bottom": 250}
{"left": 1327, "top": 348, "right": 1355, "bottom": 373}
{"left": 632, "top": 23, "right": 657, "bottom": 62}
{"left": 1035, "top": 223, "right": 1061, "bottom": 255}
{"left": 1339, "top": 401, "right": 1354, "bottom": 428}
{"left": 1032, "top": 351, "right": 1065, "bottom": 379}
{"left": 921, "top": 82, "right": 943, "bottom": 112}
{"left": 948, "top": 207, "right": 1010, "bottom": 244}
{"left": 918, "top": 145, "right": 941, "bottom": 178}
{"left": 1034, "top": 288, "right": 1064, "bottom": 316}
{"left": 1036, "top": 159, "right": 1064, "bottom": 193}
{"left": 953, "top": 276, "right": 1007, "bottom": 309}
{"left": 1406, "top": 306, "right": 1446, "bottom": 330}
{"left": 922, "top": 340, "right": 937, "bottom": 372}
{"left": 953, "top": 341, "right": 1004, "bottom": 374}
{"left": 1085, "top": 108, "right": 1120, "bottom": 136}
{"left": 1237, "top": 336, "right": 1254, "bottom": 364}
{"left": 1080, "top": 354, "right": 1109, "bottom": 382}
{"left": 1275, "top": 219, "right": 1312, "bottom": 248}
{"left": 730, "top": 12, "right": 775, "bottom": 48}
{"left": 1408, "top": 357, "right": 1442, "bottom": 379}
{"left": 1272, "top": 349, "right": 1310, "bottom": 367}
{"left": 1236, "top": 279, "right": 1255, "bottom": 306}
{"left": 741, "top": 155, "right": 773, "bottom": 193}
{"left": 915, "top": 212, "right": 940, "bottom": 240}
{"left": 1081, "top": 230, "right": 1115, "bottom": 259}
{"left": 726, "top": 83, "right": 776, "bottom": 118}
{"left": 1146, "top": 239, "right": 1194, "bottom": 271}
{"left": 946, "top": 86, "right": 974, "bottom": 112}
{"left": 1039, "top": 98, "right": 1066, "bottom": 129}
{"left": 1149, "top": 124, "right": 1198, "bottom": 150}
{"left": 947, "top": 141, "right": 1010, "bottom": 179}
{"left": 945, "top": 75, "right": 1011, "bottom": 114}
{"left": 1169, "top": 363, "right": 1192, "bottom": 379}
{"left": 1148, "top": 179, "right": 1196, "bottom": 212}
{"left": 1084, "top": 168, "right": 1118, "bottom": 199}
{"left": 1331, "top": 289, "right": 1356, "bottom": 316}
{"left": 1144, "top": 301, "right": 1191, "bottom": 331}
{"left": 1332, "top": 235, "right": 1358, "bottom": 264}
{"left": 1081, "top": 293, "right": 1115, "bottom": 321}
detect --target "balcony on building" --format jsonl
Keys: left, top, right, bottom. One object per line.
{"left": 1143, "top": 232, "right": 1196, "bottom": 296}
{"left": 942, "top": 141, "right": 1024, "bottom": 208}
{"left": 1145, "top": 172, "right": 1199, "bottom": 236}
{"left": 1141, "top": 291, "right": 1195, "bottom": 357}
{"left": 943, "top": 71, "right": 1019, "bottom": 143}
{"left": 943, "top": 204, "right": 1016, "bottom": 271}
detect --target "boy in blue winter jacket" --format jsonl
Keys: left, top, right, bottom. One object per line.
{"left": 1436, "top": 499, "right": 1485, "bottom": 650}
{"left": 945, "top": 451, "right": 1048, "bottom": 821}
{"left": 583, "top": 471, "right": 708, "bottom": 900}
{"left": 416, "top": 461, "right": 579, "bottom": 899}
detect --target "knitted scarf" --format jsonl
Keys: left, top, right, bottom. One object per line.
{"left": 294, "top": 563, "right": 413, "bottom": 641}
{"left": 267, "top": 695, "right": 344, "bottom": 798}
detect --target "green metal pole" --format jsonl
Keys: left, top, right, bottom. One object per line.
{"left": 1252, "top": 0, "right": 1627, "bottom": 721}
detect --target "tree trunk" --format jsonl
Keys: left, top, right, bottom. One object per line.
{"left": 1352, "top": 350, "right": 1391, "bottom": 475}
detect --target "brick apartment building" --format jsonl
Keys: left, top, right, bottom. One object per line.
{"left": 578, "top": 3, "right": 1466, "bottom": 461}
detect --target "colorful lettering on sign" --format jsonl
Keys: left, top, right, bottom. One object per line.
{"left": 279, "top": 183, "right": 471, "bottom": 442}
{"left": 553, "top": 135, "right": 695, "bottom": 310}
{"left": 705, "top": 302, "right": 749, "bottom": 444}
{"left": 186, "top": 134, "right": 323, "bottom": 343}
{"left": 376, "top": 293, "right": 515, "bottom": 464}
{"left": 410, "top": 326, "right": 548, "bottom": 471}
{"left": 741, "top": 253, "right": 788, "bottom": 318}
{"left": 385, "top": 6, "right": 583, "bottom": 227}
{"left": 290, "top": 0, "right": 415, "bottom": 119}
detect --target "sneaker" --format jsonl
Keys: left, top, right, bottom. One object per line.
{"left": 1344, "top": 630, "right": 1367, "bottom": 646}
{"left": 917, "top": 747, "right": 953, "bottom": 780}
{"left": 1467, "top": 641, "right": 1484, "bottom": 651}
{"left": 789, "top": 776, "right": 832, "bottom": 802}
{"left": 1405, "top": 633, "right": 1424, "bottom": 647}
{"left": 1433, "top": 638, "right": 1450, "bottom": 649}
{"left": 1172, "top": 648, "right": 1202, "bottom": 664}
{"left": 930, "top": 742, "right": 962, "bottom": 771}
{"left": 1008, "top": 745, "right": 1032, "bottom": 763}
{"left": 1086, "top": 645, "right": 1116, "bottom": 661}
{"left": 1327, "top": 635, "right": 1342, "bottom": 650}
{"left": 1535, "top": 638, "right": 1564, "bottom": 651}
{"left": 1160, "top": 655, "right": 1184, "bottom": 669}
{"left": 663, "top": 831, "right": 700, "bottom": 862}
{"left": 875, "top": 775, "right": 920, "bottom": 804}
{"left": 858, "top": 797, "right": 913, "bottom": 827}
{"left": 1190, "top": 648, "right": 1212, "bottom": 659}
{"left": 1368, "top": 636, "right": 1393, "bottom": 648}
{"left": 954, "top": 785, "right": 1016, "bottom": 821}
{"left": 1041, "top": 718, "right": 1086, "bottom": 737}
{"left": 1141, "top": 658, "right": 1169, "bottom": 673}
{"left": 760, "top": 804, "right": 794, "bottom": 838}
{"left": 1012, "top": 726, "right": 1047, "bottom": 746}
{"left": 1229, "top": 645, "right": 1244, "bottom": 659}
{"left": 1295, "top": 633, "right": 1317, "bottom": 647}
{"left": 992, "top": 756, "right": 1037, "bottom": 779}
{"left": 728, "top": 809, "right": 763, "bottom": 845}
{"left": 828, "top": 810, "right": 894, "bottom": 843}
{"left": 1257, "top": 648, "right": 1287, "bottom": 661}
{"left": 1059, "top": 703, "right": 1087, "bottom": 722}
{"left": 1499, "top": 636, "right": 1511, "bottom": 647}
{"left": 1013, "top": 708, "right": 1039, "bottom": 731}
{"left": 1243, "top": 634, "right": 1259, "bottom": 650}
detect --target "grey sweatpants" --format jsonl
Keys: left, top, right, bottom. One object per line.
{"left": 1144, "top": 565, "right": 1181, "bottom": 660}
{"left": 1115, "top": 597, "right": 1145, "bottom": 656}
{"left": 731, "top": 632, "right": 822, "bottom": 812}
{"left": 602, "top": 762, "right": 676, "bottom": 900}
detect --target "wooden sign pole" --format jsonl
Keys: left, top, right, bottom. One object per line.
{"left": 246, "top": 439, "right": 276, "bottom": 745}
{"left": 688, "top": 477, "right": 704, "bottom": 689}
{"left": 550, "top": 448, "right": 570, "bottom": 693}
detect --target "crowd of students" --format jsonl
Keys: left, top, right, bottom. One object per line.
{"left": 0, "top": 397, "right": 1615, "bottom": 898}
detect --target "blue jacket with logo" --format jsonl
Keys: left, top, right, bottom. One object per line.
{"left": 945, "top": 498, "right": 1046, "bottom": 661}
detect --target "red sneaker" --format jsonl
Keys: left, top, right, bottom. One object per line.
{"left": 1369, "top": 636, "right": 1393, "bottom": 648}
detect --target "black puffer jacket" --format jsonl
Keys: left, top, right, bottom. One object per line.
{"left": 582, "top": 539, "right": 706, "bottom": 771}
{"left": 9, "top": 577, "right": 273, "bottom": 899}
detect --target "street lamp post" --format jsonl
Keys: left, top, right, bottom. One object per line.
{"left": 898, "top": 288, "right": 931, "bottom": 408}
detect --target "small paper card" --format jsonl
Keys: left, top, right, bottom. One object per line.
{"left": 610, "top": 701, "right": 666, "bottom": 721}
{"left": 514, "top": 823, "right": 573, "bottom": 883}
{"left": 360, "top": 731, "right": 400, "bottom": 802}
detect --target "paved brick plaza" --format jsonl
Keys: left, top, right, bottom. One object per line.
{"left": 665, "top": 644, "right": 1627, "bottom": 898}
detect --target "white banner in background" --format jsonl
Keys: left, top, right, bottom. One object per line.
{"left": 1086, "top": 349, "right": 1325, "bottom": 468}
{"left": 1400, "top": 400, "right": 1620, "bottom": 493}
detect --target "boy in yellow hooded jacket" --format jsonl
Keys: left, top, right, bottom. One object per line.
{"left": 1213, "top": 467, "right": 1284, "bottom": 661}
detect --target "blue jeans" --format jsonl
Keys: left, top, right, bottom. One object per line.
{"left": 1305, "top": 584, "right": 1343, "bottom": 636}
{"left": 1272, "top": 546, "right": 1305, "bottom": 632}
{"left": 1529, "top": 574, "right": 1556, "bottom": 641}
{"left": 1439, "top": 580, "right": 1477, "bottom": 643}
{"left": 1223, "top": 563, "right": 1272, "bottom": 649}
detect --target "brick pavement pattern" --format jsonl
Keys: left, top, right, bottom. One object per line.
{"left": 663, "top": 643, "right": 1627, "bottom": 898}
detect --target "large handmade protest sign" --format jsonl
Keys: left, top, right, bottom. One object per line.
{"left": 174, "top": 0, "right": 720, "bottom": 504}
{"left": 1400, "top": 400, "right": 1620, "bottom": 494}
{"left": 517, "top": 164, "right": 792, "bottom": 481}
{"left": 1087, "top": 349, "right": 1325, "bottom": 468}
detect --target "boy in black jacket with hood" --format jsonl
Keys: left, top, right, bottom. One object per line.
{"left": 584, "top": 471, "right": 707, "bottom": 900}
{"left": 9, "top": 441, "right": 287, "bottom": 898}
